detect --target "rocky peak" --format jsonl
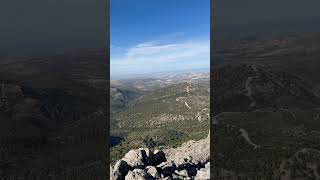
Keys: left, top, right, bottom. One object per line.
{"left": 110, "top": 132, "right": 210, "bottom": 180}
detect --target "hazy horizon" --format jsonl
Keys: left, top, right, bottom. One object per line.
{"left": 110, "top": 67, "right": 209, "bottom": 80}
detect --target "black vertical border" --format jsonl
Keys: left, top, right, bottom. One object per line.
{"left": 210, "top": 0, "right": 214, "bottom": 178}
{"left": 106, "top": 0, "right": 111, "bottom": 179}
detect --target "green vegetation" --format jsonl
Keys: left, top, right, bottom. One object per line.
{"left": 110, "top": 77, "right": 210, "bottom": 163}
{"left": 111, "top": 120, "right": 208, "bottom": 163}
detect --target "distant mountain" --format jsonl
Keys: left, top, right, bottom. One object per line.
{"left": 111, "top": 68, "right": 209, "bottom": 80}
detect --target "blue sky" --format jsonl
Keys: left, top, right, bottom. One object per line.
{"left": 111, "top": 0, "right": 210, "bottom": 79}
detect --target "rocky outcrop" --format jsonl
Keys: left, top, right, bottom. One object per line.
{"left": 163, "top": 132, "right": 210, "bottom": 165}
{"left": 194, "top": 162, "right": 210, "bottom": 180}
{"left": 125, "top": 169, "right": 153, "bottom": 180}
{"left": 110, "top": 132, "right": 210, "bottom": 180}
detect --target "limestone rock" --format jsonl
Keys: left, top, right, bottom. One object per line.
{"left": 164, "top": 131, "right": 210, "bottom": 165}
{"left": 111, "top": 132, "right": 210, "bottom": 180}
{"left": 125, "top": 169, "right": 152, "bottom": 180}
{"left": 122, "top": 148, "right": 149, "bottom": 168}
{"left": 194, "top": 162, "right": 210, "bottom": 180}
{"left": 111, "top": 160, "right": 130, "bottom": 180}
{"left": 174, "top": 169, "right": 188, "bottom": 177}
{"left": 152, "top": 150, "right": 166, "bottom": 165}
{"left": 146, "top": 166, "right": 160, "bottom": 179}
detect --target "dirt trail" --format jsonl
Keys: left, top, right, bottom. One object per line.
{"left": 184, "top": 82, "right": 192, "bottom": 109}
{"left": 280, "top": 108, "right": 297, "bottom": 120}
{"left": 185, "top": 102, "right": 191, "bottom": 109}
{"left": 244, "top": 65, "right": 258, "bottom": 107}
{"left": 186, "top": 82, "right": 191, "bottom": 95}
{"left": 239, "top": 128, "right": 260, "bottom": 149}
{"left": 175, "top": 82, "right": 193, "bottom": 110}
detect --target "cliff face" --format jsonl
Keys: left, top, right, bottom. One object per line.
{"left": 110, "top": 132, "right": 210, "bottom": 180}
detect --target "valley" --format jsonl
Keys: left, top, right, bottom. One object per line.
{"left": 110, "top": 71, "right": 210, "bottom": 164}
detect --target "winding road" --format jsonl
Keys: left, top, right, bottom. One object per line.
{"left": 244, "top": 65, "right": 258, "bottom": 107}
{"left": 239, "top": 128, "right": 260, "bottom": 149}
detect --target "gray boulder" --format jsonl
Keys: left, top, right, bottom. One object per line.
{"left": 122, "top": 148, "right": 150, "bottom": 168}
{"left": 174, "top": 169, "right": 188, "bottom": 177}
{"left": 111, "top": 160, "right": 130, "bottom": 180}
{"left": 161, "top": 162, "right": 177, "bottom": 177}
{"left": 146, "top": 166, "right": 160, "bottom": 179}
{"left": 152, "top": 150, "right": 166, "bottom": 165}
{"left": 125, "top": 169, "right": 153, "bottom": 180}
{"left": 111, "top": 132, "right": 210, "bottom": 180}
{"left": 194, "top": 162, "right": 210, "bottom": 180}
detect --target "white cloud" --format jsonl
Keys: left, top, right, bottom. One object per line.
{"left": 110, "top": 37, "right": 209, "bottom": 77}
{"left": 111, "top": 38, "right": 209, "bottom": 65}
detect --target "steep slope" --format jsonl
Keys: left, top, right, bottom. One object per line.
{"left": 110, "top": 87, "right": 142, "bottom": 112}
